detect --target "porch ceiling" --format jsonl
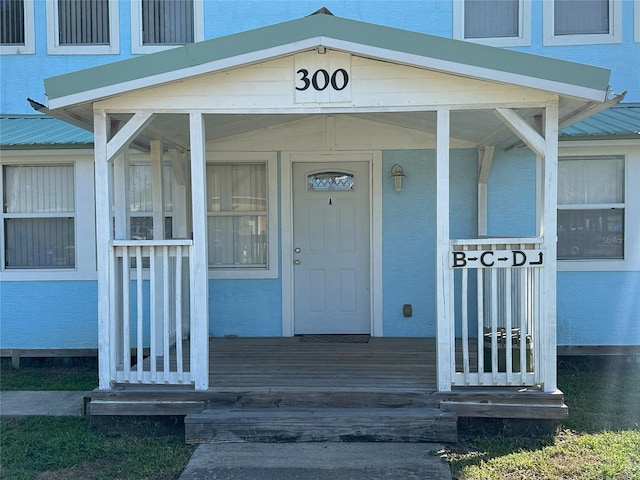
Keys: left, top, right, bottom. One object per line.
{"left": 66, "top": 103, "right": 586, "bottom": 153}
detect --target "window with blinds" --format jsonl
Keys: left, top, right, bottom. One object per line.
{"left": 141, "top": 0, "right": 194, "bottom": 45}
{"left": 557, "top": 156, "right": 625, "bottom": 260}
{"left": 453, "top": 0, "right": 530, "bottom": 46}
{"left": 1, "top": 0, "right": 25, "bottom": 45}
{"left": 544, "top": 0, "right": 620, "bottom": 45}
{"left": 1, "top": 0, "right": 34, "bottom": 54}
{"left": 207, "top": 164, "right": 268, "bottom": 268}
{"left": 57, "top": 0, "right": 110, "bottom": 45}
{"left": 464, "top": 0, "right": 519, "bottom": 39}
{"left": 2, "top": 164, "right": 76, "bottom": 269}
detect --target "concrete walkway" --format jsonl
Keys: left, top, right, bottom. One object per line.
{"left": 179, "top": 443, "right": 452, "bottom": 480}
{"left": 0, "top": 391, "right": 89, "bottom": 417}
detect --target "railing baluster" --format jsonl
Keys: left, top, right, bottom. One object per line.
{"left": 163, "top": 245, "right": 170, "bottom": 381}
{"left": 136, "top": 246, "right": 144, "bottom": 383}
{"left": 149, "top": 245, "right": 157, "bottom": 383}
{"left": 461, "top": 246, "right": 469, "bottom": 384}
{"left": 122, "top": 246, "right": 131, "bottom": 380}
{"left": 175, "top": 246, "right": 184, "bottom": 380}
{"left": 476, "top": 265, "right": 484, "bottom": 384}
{"left": 505, "top": 267, "right": 512, "bottom": 383}
{"left": 520, "top": 265, "right": 527, "bottom": 379}
{"left": 490, "top": 261, "right": 498, "bottom": 384}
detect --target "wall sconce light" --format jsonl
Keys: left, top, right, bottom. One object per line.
{"left": 391, "top": 164, "right": 405, "bottom": 193}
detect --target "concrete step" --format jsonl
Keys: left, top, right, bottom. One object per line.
{"left": 184, "top": 406, "right": 457, "bottom": 444}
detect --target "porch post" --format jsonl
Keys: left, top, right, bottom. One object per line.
{"left": 189, "top": 113, "right": 209, "bottom": 390}
{"left": 541, "top": 101, "right": 559, "bottom": 392}
{"left": 436, "top": 108, "right": 453, "bottom": 392}
{"left": 94, "top": 111, "right": 113, "bottom": 390}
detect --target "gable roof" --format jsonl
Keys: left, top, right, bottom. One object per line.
{"left": 44, "top": 10, "right": 611, "bottom": 109}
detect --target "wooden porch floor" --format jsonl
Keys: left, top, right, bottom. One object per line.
{"left": 205, "top": 337, "right": 436, "bottom": 390}
{"left": 90, "top": 337, "right": 566, "bottom": 420}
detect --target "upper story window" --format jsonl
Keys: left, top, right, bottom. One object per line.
{"left": 453, "top": 0, "right": 531, "bottom": 47}
{"left": 46, "top": 0, "right": 119, "bottom": 54}
{"left": 131, "top": 0, "right": 204, "bottom": 54}
{"left": 544, "top": 0, "right": 621, "bottom": 45}
{"left": 557, "top": 156, "right": 625, "bottom": 261}
{"left": 2, "top": 164, "right": 76, "bottom": 269}
{"left": 0, "top": 0, "right": 35, "bottom": 54}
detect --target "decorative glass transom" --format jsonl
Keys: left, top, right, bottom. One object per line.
{"left": 307, "top": 172, "right": 354, "bottom": 191}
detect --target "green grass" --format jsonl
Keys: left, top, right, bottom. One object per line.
{"left": 446, "top": 356, "right": 640, "bottom": 480}
{"left": 0, "top": 417, "right": 194, "bottom": 480}
{"left": 1, "top": 355, "right": 638, "bottom": 479}
{"left": 0, "top": 358, "right": 98, "bottom": 391}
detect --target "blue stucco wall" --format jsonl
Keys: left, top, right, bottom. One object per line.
{"left": 558, "top": 272, "right": 640, "bottom": 346}
{"left": 1, "top": 1, "right": 638, "bottom": 115}
{"left": 0, "top": 281, "right": 98, "bottom": 348}
{"left": 209, "top": 279, "right": 282, "bottom": 337}
{"left": 382, "top": 149, "right": 478, "bottom": 337}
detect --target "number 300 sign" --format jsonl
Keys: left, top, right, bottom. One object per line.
{"left": 295, "top": 68, "right": 349, "bottom": 92}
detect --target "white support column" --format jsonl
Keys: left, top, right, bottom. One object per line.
{"left": 150, "top": 140, "right": 165, "bottom": 240}
{"left": 541, "top": 101, "right": 559, "bottom": 392}
{"left": 169, "top": 149, "right": 188, "bottom": 239}
{"left": 113, "top": 151, "right": 130, "bottom": 240}
{"left": 436, "top": 108, "right": 453, "bottom": 392}
{"left": 94, "top": 111, "right": 113, "bottom": 390}
{"left": 189, "top": 113, "right": 209, "bottom": 390}
{"left": 150, "top": 140, "right": 165, "bottom": 355}
{"left": 477, "top": 146, "right": 495, "bottom": 236}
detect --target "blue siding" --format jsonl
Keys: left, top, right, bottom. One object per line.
{"left": 558, "top": 272, "right": 640, "bottom": 346}
{"left": 0, "top": 281, "right": 98, "bottom": 348}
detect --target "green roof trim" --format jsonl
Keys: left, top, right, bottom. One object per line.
{"left": 44, "top": 12, "right": 610, "bottom": 105}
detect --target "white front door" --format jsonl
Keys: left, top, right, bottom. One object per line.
{"left": 292, "top": 161, "right": 371, "bottom": 334}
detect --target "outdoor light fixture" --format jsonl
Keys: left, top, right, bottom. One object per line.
{"left": 391, "top": 164, "right": 405, "bottom": 192}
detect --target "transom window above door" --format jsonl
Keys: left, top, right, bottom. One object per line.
{"left": 307, "top": 172, "right": 355, "bottom": 191}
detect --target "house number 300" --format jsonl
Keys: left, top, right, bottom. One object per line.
{"left": 295, "top": 68, "right": 349, "bottom": 91}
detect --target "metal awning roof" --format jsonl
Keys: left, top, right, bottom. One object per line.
{"left": 560, "top": 103, "right": 640, "bottom": 139}
{"left": 0, "top": 115, "right": 93, "bottom": 148}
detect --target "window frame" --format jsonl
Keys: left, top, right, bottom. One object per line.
{"left": 0, "top": 0, "right": 35, "bottom": 55}
{"left": 130, "top": 0, "right": 204, "bottom": 54}
{"left": 557, "top": 143, "right": 640, "bottom": 272}
{"left": 453, "top": 0, "right": 531, "bottom": 47}
{"left": 0, "top": 153, "right": 97, "bottom": 281}
{"left": 543, "top": 0, "right": 622, "bottom": 46}
{"left": 46, "top": 0, "right": 119, "bottom": 55}
{"left": 206, "top": 152, "right": 278, "bottom": 280}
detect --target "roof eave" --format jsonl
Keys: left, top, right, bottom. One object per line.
{"left": 43, "top": 13, "right": 611, "bottom": 110}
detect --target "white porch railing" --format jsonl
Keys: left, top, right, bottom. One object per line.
{"left": 450, "top": 238, "right": 544, "bottom": 387}
{"left": 110, "top": 240, "right": 193, "bottom": 385}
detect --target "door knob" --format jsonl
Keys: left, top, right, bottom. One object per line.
{"left": 295, "top": 259, "right": 301, "bottom": 265}
{"left": 294, "top": 247, "right": 301, "bottom": 253}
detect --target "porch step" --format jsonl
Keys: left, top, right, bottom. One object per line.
{"left": 184, "top": 406, "right": 457, "bottom": 444}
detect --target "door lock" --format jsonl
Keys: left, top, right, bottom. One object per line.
{"left": 294, "top": 247, "right": 301, "bottom": 253}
